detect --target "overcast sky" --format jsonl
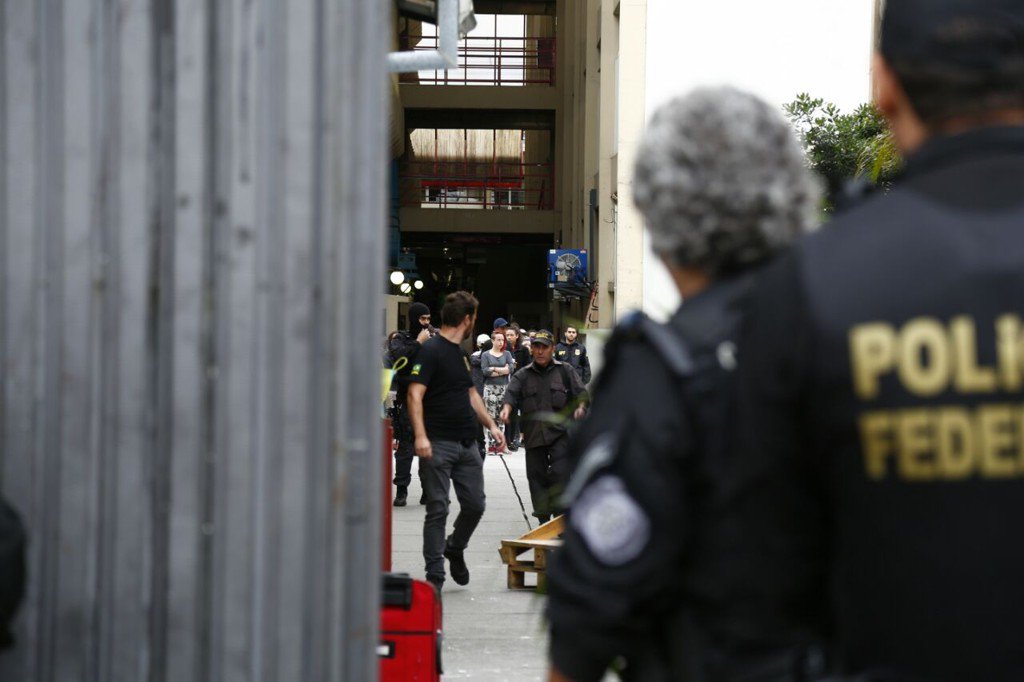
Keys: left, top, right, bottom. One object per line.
{"left": 642, "top": 0, "right": 877, "bottom": 318}
{"left": 645, "top": 0, "right": 876, "bottom": 114}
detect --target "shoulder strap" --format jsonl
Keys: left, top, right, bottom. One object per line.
{"left": 388, "top": 332, "right": 419, "bottom": 373}
{"left": 589, "top": 312, "right": 696, "bottom": 395}
{"left": 634, "top": 313, "right": 695, "bottom": 378}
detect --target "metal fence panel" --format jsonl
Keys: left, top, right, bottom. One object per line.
{"left": 0, "top": 0, "right": 387, "bottom": 680}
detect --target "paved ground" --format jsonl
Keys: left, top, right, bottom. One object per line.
{"left": 390, "top": 451, "right": 551, "bottom": 681}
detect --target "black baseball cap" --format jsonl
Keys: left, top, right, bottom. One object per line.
{"left": 881, "top": 0, "right": 1024, "bottom": 69}
{"left": 532, "top": 330, "right": 556, "bottom": 347}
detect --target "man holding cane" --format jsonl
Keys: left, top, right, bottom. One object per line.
{"left": 501, "top": 330, "right": 587, "bottom": 524}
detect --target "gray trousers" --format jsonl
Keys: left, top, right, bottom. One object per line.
{"left": 421, "top": 439, "right": 486, "bottom": 583}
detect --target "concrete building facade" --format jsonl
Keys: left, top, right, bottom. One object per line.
{"left": 390, "top": 0, "right": 879, "bottom": 332}
{"left": 390, "top": 0, "right": 650, "bottom": 335}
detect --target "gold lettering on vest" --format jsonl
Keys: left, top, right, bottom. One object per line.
{"left": 935, "top": 407, "right": 975, "bottom": 480}
{"left": 860, "top": 411, "right": 894, "bottom": 480}
{"left": 898, "top": 318, "right": 950, "bottom": 397}
{"left": 996, "top": 314, "right": 1024, "bottom": 391}
{"left": 951, "top": 316, "right": 998, "bottom": 393}
{"left": 978, "top": 404, "right": 1018, "bottom": 478}
{"left": 850, "top": 323, "right": 897, "bottom": 399}
{"left": 897, "top": 409, "right": 936, "bottom": 481}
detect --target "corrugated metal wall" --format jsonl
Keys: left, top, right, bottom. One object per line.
{"left": 0, "top": 1, "right": 387, "bottom": 680}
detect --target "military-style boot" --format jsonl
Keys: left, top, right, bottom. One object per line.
{"left": 393, "top": 485, "right": 408, "bottom": 507}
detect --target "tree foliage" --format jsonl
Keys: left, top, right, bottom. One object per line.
{"left": 784, "top": 94, "right": 901, "bottom": 206}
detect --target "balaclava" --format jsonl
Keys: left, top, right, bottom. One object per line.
{"left": 407, "top": 302, "right": 430, "bottom": 335}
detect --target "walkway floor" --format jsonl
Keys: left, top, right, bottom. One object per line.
{"left": 390, "top": 451, "right": 550, "bottom": 681}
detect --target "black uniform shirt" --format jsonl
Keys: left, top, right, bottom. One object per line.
{"left": 555, "top": 341, "right": 592, "bottom": 383}
{"left": 409, "top": 335, "right": 477, "bottom": 442}
{"left": 730, "top": 126, "right": 1024, "bottom": 681}
{"left": 504, "top": 359, "right": 587, "bottom": 448}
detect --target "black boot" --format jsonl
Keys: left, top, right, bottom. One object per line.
{"left": 444, "top": 537, "right": 470, "bottom": 586}
{"left": 393, "top": 485, "right": 408, "bottom": 507}
{"left": 426, "top": 575, "right": 444, "bottom": 595}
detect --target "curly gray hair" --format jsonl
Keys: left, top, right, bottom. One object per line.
{"left": 633, "top": 87, "right": 821, "bottom": 276}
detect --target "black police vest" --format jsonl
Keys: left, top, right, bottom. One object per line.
{"left": 797, "top": 170, "right": 1024, "bottom": 678}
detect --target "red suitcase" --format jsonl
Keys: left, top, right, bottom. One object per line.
{"left": 380, "top": 573, "right": 443, "bottom": 681}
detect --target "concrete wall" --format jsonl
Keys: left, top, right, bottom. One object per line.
{"left": 0, "top": 1, "right": 386, "bottom": 680}
{"left": 595, "top": 0, "right": 619, "bottom": 327}
{"left": 614, "top": 0, "right": 648, "bottom": 318}
{"left": 583, "top": 0, "right": 649, "bottom": 327}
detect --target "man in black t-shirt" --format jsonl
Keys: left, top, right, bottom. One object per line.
{"left": 407, "top": 291, "right": 505, "bottom": 592}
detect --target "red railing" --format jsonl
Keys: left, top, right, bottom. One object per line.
{"left": 400, "top": 160, "right": 554, "bottom": 210}
{"left": 400, "top": 35, "right": 556, "bottom": 86}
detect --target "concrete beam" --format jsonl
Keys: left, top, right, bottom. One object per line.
{"left": 401, "top": 208, "right": 558, "bottom": 233}
{"left": 405, "top": 107, "right": 555, "bottom": 131}
{"left": 474, "top": 0, "right": 557, "bottom": 15}
{"left": 401, "top": 84, "right": 559, "bottom": 111}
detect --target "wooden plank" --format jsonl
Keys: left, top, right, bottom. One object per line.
{"left": 507, "top": 567, "right": 526, "bottom": 589}
{"left": 503, "top": 541, "right": 558, "bottom": 592}
{"left": 498, "top": 545, "right": 520, "bottom": 565}
{"left": 517, "top": 514, "right": 564, "bottom": 541}
{"left": 501, "top": 538, "right": 563, "bottom": 551}
{"left": 506, "top": 565, "right": 542, "bottom": 591}
{"left": 499, "top": 515, "right": 564, "bottom": 568}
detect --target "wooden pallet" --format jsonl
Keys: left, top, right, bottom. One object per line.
{"left": 499, "top": 516, "right": 564, "bottom": 591}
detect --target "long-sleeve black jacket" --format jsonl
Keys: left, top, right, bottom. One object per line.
{"left": 546, "top": 272, "right": 758, "bottom": 682}
{"left": 727, "top": 126, "right": 1024, "bottom": 682}
{"left": 387, "top": 330, "right": 423, "bottom": 403}
{"left": 504, "top": 359, "right": 588, "bottom": 448}
{"left": 555, "top": 340, "right": 592, "bottom": 384}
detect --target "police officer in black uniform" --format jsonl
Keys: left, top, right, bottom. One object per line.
{"left": 555, "top": 326, "right": 592, "bottom": 385}
{"left": 500, "top": 330, "right": 588, "bottom": 523}
{"left": 545, "top": 87, "right": 821, "bottom": 682}
{"left": 724, "top": 3, "right": 1024, "bottom": 680}
{"left": 387, "top": 302, "right": 435, "bottom": 506}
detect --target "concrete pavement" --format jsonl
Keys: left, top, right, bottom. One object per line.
{"left": 390, "top": 451, "right": 550, "bottom": 681}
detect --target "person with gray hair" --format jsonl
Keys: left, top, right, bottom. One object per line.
{"left": 634, "top": 85, "right": 820, "bottom": 278}
{"left": 545, "top": 86, "right": 820, "bottom": 682}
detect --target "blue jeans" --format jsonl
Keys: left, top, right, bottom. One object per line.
{"left": 421, "top": 439, "right": 486, "bottom": 583}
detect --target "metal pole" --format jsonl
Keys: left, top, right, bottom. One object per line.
{"left": 387, "top": 0, "right": 460, "bottom": 73}
{"left": 336, "top": 0, "right": 387, "bottom": 679}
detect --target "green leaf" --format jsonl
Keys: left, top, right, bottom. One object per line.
{"left": 784, "top": 95, "right": 903, "bottom": 210}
